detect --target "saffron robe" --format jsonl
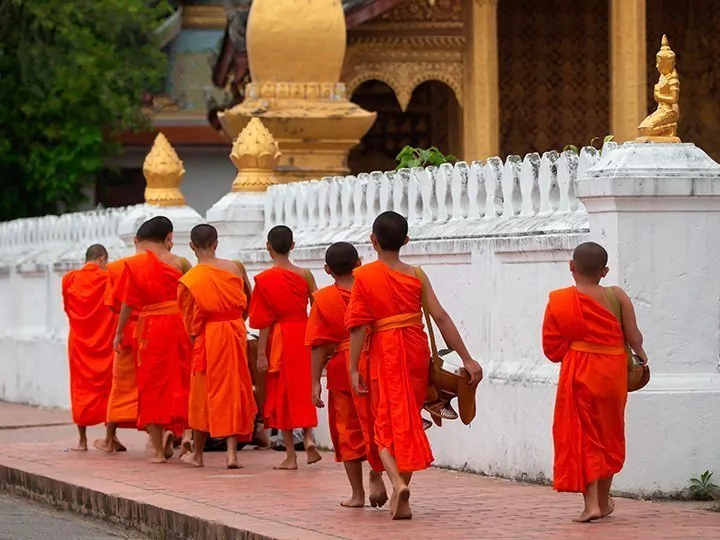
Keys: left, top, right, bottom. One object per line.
{"left": 178, "top": 265, "right": 257, "bottom": 439}
{"left": 61, "top": 263, "right": 116, "bottom": 427}
{"left": 248, "top": 267, "right": 317, "bottom": 430}
{"left": 345, "top": 261, "right": 434, "bottom": 473}
{"left": 118, "top": 251, "right": 192, "bottom": 435}
{"left": 542, "top": 286, "right": 628, "bottom": 493}
{"left": 306, "top": 284, "right": 369, "bottom": 463}
{"left": 104, "top": 259, "right": 138, "bottom": 428}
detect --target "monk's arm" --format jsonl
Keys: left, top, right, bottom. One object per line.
{"left": 311, "top": 346, "right": 330, "bottom": 407}
{"left": 348, "top": 325, "right": 368, "bottom": 394}
{"left": 308, "top": 273, "right": 318, "bottom": 306}
{"left": 240, "top": 267, "right": 252, "bottom": 319}
{"left": 256, "top": 327, "right": 269, "bottom": 371}
{"left": 114, "top": 303, "right": 133, "bottom": 348}
{"left": 614, "top": 286, "right": 647, "bottom": 361}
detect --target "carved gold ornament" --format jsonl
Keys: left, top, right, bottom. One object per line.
{"left": 143, "top": 133, "right": 187, "bottom": 207}
{"left": 230, "top": 118, "right": 281, "bottom": 192}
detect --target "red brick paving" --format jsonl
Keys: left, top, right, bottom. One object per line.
{"left": 0, "top": 403, "right": 717, "bottom": 539}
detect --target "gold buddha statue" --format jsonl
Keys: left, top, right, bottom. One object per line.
{"left": 637, "top": 35, "right": 681, "bottom": 142}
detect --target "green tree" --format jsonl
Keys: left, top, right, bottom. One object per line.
{"left": 0, "top": 0, "right": 172, "bottom": 220}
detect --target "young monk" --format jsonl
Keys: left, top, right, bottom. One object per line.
{"left": 249, "top": 225, "right": 321, "bottom": 469}
{"left": 178, "top": 224, "right": 257, "bottom": 469}
{"left": 61, "top": 244, "right": 117, "bottom": 451}
{"left": 542, "top": 241, "right": 647, "bottom": 523}
{"left": 113, "top": 216, "right": 193, "bottom": 463}
{"left": 308, "top": 242, "right": 388, "bottom": 508}
{"left": 93, "top": 243, "right": 141, "bottom": 453}
{"left": 346, "top": 211, "right": 483, "bottom": 520}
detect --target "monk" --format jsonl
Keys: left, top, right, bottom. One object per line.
{"left": 346, "top": 211, "right": 482, "bottom": 520}
{"left": 542, "top": 241, "right": 647, "bottom": 522}
{"left": 308, "top": 242, "right": 388, "bottom": 508}
{"left": 61, "top": 244, "right": 116, "bottom": 451}
{"left": 249, "top": 225, "right": 321, "bottom": 469}
{"left": 93, "top": 243, "right": 141, "bottom": 453}
{"left": 113, "top": 216, "right": 193, "bottom": 463}
{"left": 178, "top": 224, "right": 257, "bottom": 469}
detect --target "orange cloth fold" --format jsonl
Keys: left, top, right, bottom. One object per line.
{"left": 249, "top": 267, "right": 317, "bottom": 430}
{"left": 542, "top": 286, "right": 628, "bottom": 493}
{"left": 62, "top": 263, "right": 116, "bottom": 427}
{"left": 118, "top": 251, "right": 191, "bottom": 436}
{"left": 178, "top": 265, "right": 257, "bottom": 439}
{"left": 345, "top": 261, "right": 434, "bottom": 473}
{"left": 105, "top": 259, "right": 138, "bottom": 428}
{"left": 306, "top": 284, "right": 370, "bottom": 463}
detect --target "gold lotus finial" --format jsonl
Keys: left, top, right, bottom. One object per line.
{"left": 637, "top": 34, "right": 681, "bottom": 143}
{"left": 143, "top": 133, "right": 187, "bottom": 206}
{"left": 230, "top": 118, "right": 281, "bottom": 192}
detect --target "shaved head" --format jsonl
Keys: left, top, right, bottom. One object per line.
{"left": 372, "top": 211, "right": 408, "bottom": 252}
{"left": 325, "top": 242, "right": 359, "bottom": 276}
{"left": 85, "top": 244, "right": 108, "bottom": 263}
{"left": 267, "top": 225, "right": 293, "bottom": 255}
{"left": 572, "top": 242, "right": 608, "bottom": 277}
{"left": 190, "top": 224, "right": 218, "bottom": 250}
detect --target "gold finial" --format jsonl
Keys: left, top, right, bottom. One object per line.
{"left": 143, "top": 133, "right": 187, "bottom": 206}
{"left": 637, "top": 34, "right": 681, "bottom": 143}
{"left": 230, "top": 118, "right": 281, "bottom": 192}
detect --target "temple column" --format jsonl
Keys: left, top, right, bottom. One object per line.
{"left": 610, "top": 0, "right": 647, "bottom": 143}
{"left": 462, "top": 0, "right": 499, "bottom": 161}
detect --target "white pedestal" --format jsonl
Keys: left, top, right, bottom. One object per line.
{"left": 206, "top": 192, "right": 267, "bottom": 258}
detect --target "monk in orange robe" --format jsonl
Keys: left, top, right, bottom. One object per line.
{"left": 178, "top": 224, "right": 257, "bottom": 469}
{"left": 113, "top": 216, "right": 193, "bottom": 463}
{"left": 542, "top": 241, "right": 647, "bottom": 522}
{"left": 346, "top": 211, "right": 482, "bottom": 520}
{"left": 308, "top": 242, "right": 388, "bottom": 508}
{"left": 249, "top": 225, "right": 320, "bottom": 469}
{"left": 92, "top": 245, "right": 141, "bottom": 453}
{"left": 61, "top": 244, "right": 116, "bottom": 451}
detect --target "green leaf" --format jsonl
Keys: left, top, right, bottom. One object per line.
{"left": 562, "top": 145, "right": 579, "bottom": 154}
{"left": 604, "top": 135, "right": 615, "bottom": 144}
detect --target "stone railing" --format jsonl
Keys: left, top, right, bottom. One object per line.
{"left": 260, "top": 145, "right": 611, "bottom": 249}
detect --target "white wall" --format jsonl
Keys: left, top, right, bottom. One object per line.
{"left": 1, "top": 142, "right": 719, "bottom": 497}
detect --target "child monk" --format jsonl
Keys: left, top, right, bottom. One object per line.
{"left": 308, "top": 242, "right": 388, "bottom": 508}
{"left": 542, "top": 241, "right": 647, "bottom": 522}
{"left": 346, "top": 211, "right": 483, "bottom": 520}
{"left": 249, "top": 225, "right": 321, "bottom": 469}
{"left": 178, "top": 224, "right": 257, "bottom": 469}
{"left": 61, "top": 244, "right": 117, "bottom": 451}
{"left": 113, "top": 216, "right": 193, "bottom": 463}
{"left": 93, "top": 243, "right": 141, "bottom": 454}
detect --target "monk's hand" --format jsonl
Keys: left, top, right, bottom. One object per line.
{"left": 350, "top": 370, "right": 367, "bottom": 395}
{"left": 113, "top": 333, "right": 122, "bottom": 351}
{"left": 463, "top": 358, "right": 483, "bottom": 385}
{"left": 257, "top": 352, "right": 268, "bottom": 373}
{"left": 313, "top": 382, "right": 324, "bottom": 408}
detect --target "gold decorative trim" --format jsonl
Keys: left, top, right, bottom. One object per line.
{"left": 182, "top": 5, "right": 227, "bottom": 29}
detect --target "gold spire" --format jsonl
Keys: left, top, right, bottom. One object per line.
{"left": 230, "top": 118, "right": 281, "bottom": 192}
{"left": 143, "top": 133, "right": 187, "bottom": 206}
{"left": 658, "top": 34, "right": 676, "bottom": 61}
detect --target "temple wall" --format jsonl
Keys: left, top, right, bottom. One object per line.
{"left": 1, "top": 143, "right": 719, "bottom": 496}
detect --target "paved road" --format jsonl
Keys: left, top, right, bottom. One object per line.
{"left": 0, "top": 493, "right": 145, "bottom": 540}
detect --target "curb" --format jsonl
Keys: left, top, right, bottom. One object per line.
{"left": 0, "top": 464, "right": 276, "bottom": 540}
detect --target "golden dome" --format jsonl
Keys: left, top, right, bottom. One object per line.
{"left": 246, "top": 0, "right": 346, "bottom": 84}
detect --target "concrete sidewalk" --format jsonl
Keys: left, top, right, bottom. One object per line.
{"left": 0, "top": 403, "right": 716, "bottom": 539}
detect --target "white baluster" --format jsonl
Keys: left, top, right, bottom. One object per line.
{"left": 407, "top": 169, "right": 421, "bottom": 224}
{"left": 378, "top": 172, "right": 391, "bottom": 214}
{"left": 360, "top": 172, "right": 376, "bottom": 226}
{"left": 483, "top": 158, "right": 503, "bottom": 219}
{"left": 577, "top": 146, "right": 600, "bottom": 179}
{"left": 415, "top": 167, "right": 434, "bottom": 223}
{"left": 284, "top": 183, "right": 297, "bottom": 229}
{"left": 468, "top": 161, "right": 484, "bottom": 219}
{"left": 519, "top": 153, "right": 541, "bottom": 216}
{"left": 351, "top": 176, "right": 366, "bottom": 228}
{"left": 538, "top": 151, "right": 560, "bottom": 215}
{"left": 450, "top": 162, "right": 467, "bottom": 221}
{"left": 394, "top": 169, "right": 410, "bottom": 217}
{"left": 501, "top": 155, "right": 522, "bottom": 218}
{"left": 436, "top": 163, "right": 452, "bottom": 222}
{"left": 341, "top": 177, "right": 354, "bottom": 228}
{"left": 317, "top": 179, "right": 329, "bottom": 229}
{"left": 558, "top": 151, "right": 578, "bottom": 213}
{"left": 329, "top": 177, "right": 342, "bottom": 229}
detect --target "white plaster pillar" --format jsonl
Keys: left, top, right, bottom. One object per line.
{"left": 576, "top": 142, "right": 720, "bottom": 491}
{"left": 206, "top": 192, "right": 267, "bottom": 258}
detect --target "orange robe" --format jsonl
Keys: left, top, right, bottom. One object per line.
{"left": 61, "top": 263, "right": 116, "bottom": 427}
{"left": 118, "top": 251, "right": 192, "bottom": 436}
{"left": 542, "top": 286, "right": 628, "bottom": 493}
{"left": 306, "top": 284, "right": 368, "bottom": 463}
{"left": 104, "top": 259, "right": 138, "bottom": 428}
{"left": 178, "top": 265, "right": 257, "bottom": 439}
{"left": 345, "top": 261, "right": 434, "bottom": 473}
{"left": 248, "top": 267, "right": 317, "bottom": 430}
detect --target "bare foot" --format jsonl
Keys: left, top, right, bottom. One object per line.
{"left": 391, "top": 486, "right": 412, "bottom": 520}
{"left": 150, "top": 455, "right": 167, "bottom": 464}
{"left": 340, "top": 496, "right": 365, "bottom": 508}
{"left": 71, "top": 442, "right": 88, "bottom": 452}
{"left": 273, "top": 457, "right": 298, "bottom": 470}
{"left": 369, "top": 477, "right": 389, "bottom": 508}
{"left": 179, "top": 439, "right": 192, "bottom": 459}
{"left": 163, "top": 431, "right": 174, "bottom": 460}
{"left": 226, "top": 458, "right": 243, "bottom": 470}
{"left": 572, "top": 509, "right": 602, "bottom": 523}
{"left": 183, "top": 453, "right": 204, "bottom": 468}
{"left": 306, "top": 444, "right": 322, "bottom": 465}
{"left": 92, "top": 439, "right": 114, "bottom": 453}
{"left": 600, "top": 497, "right": 615, "bottom": 518}
{"left": 112, "top": 438, "right": 127, "bottom": 452}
